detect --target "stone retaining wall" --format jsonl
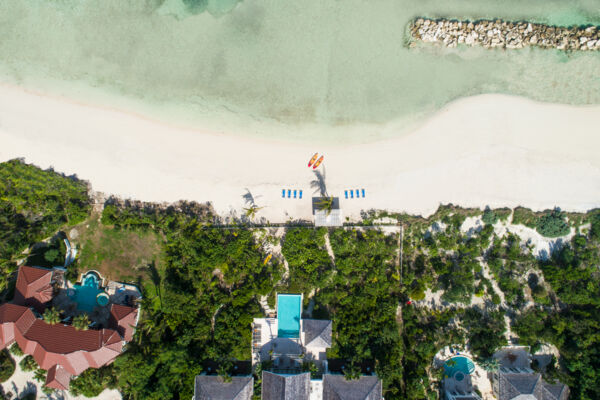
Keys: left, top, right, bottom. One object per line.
{"left": 410, "top": 18, "right": 600, "bottom": 51}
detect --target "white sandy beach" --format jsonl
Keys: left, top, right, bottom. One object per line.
{"left": 0, "top": 83, "right": 599, "bottom": 222}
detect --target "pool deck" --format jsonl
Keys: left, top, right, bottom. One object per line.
{"left": 51, "top": 273, "right": 142, "bottom": 329}
{"left": 252, "top": 318, "right": 302, "bottom": 364}
{"left": 493, "top": 346, "right": 532, "bottom": 370}
{"left": 435, "top": 346, "right": 495, "bottom": 400}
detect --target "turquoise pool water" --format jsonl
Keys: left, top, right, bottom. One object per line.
{"left": 444, "top": 356, "right": 475, "bottom": 380}
{"left": 70, "top": 272, "right": 102, "bottom": 312}
{"left": 97, "top": 292, "right": 110, "bottom": 307}
{"left": 277, "top": 294, "right": 301, "bottom": 338}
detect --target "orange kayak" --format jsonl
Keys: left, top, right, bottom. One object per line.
{"left": 308, "top": 153, "right": 319, "bottom": 167}
{"left": 313, "top": 155, "right": 324, "bottom": 169}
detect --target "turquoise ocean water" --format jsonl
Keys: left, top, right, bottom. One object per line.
{"left": 0, "top": 0, "right": 598, "bottom": 142}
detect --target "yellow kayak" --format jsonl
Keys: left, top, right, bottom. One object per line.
{"left": 313, "top": 155, "right": 324, "bottom": 169}
{"left": 263, "top": 254, "right": 273, "bottom": 265}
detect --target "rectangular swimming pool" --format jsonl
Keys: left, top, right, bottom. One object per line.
{"left": 277, "top": 294, "right": 302, "bottom": 338}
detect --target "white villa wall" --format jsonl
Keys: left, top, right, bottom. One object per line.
{"left": 304, "top": 345, "right": 327, "bottom": 362}
{"left": 310, "top": 379, "right": 323, "bottom": 400}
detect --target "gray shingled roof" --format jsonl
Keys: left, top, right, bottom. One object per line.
{"left": 497, "top": 371, "right": 571, "bottom": 400}
{"left": 302, "top": 319, "right": 332, "bottom": 348}
{"left": 499, "top": 372, "right": 543, "bottom": 399}
{"left": 322, "top": 374, "right": 382, "bottom": 400}
{"left": 261, "top": 371, "right": 310, "bottom": 400}
{"left": 194, "top": 375, "right": 253, "bottom": 400}
{"left": 542, "top": 381, "right": 569, "bottom": 400}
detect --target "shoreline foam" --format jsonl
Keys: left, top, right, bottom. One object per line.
{"left": 0, "top": 83, "right": 599, "bottom": 222}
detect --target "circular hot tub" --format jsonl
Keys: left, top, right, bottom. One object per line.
{"left": 96, "top": 292, "right": 110, "bottom": 307}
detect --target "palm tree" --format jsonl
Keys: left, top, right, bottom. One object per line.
{"left": 480, "top": 357, "right": 500, "bottom": 372}
{"left": 73, "top": 314, "right": 90, "bottom": 331}
{"left": 445, "top": 358, "right": 457, "bottom": 368}
{"left": 243, "top": 205, "right": 264, "bottom": 220}
{"left": 343, "top": 361, "right": 361, "bottom": 381}
{"left": 42, "top": 307, "right": 61, "bottom": 325}
{"left": 316, "top": 196, "right": 335, "bottom": 216}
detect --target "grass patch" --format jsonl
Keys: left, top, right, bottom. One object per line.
{"left": 512, "top": 207, "right": 538, "bottom": 228}
{"left": 75, "top": 218, "right": 162, "bottom": 283}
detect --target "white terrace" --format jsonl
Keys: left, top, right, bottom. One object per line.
{"left": 252, "top": 317, "right": 331, "bottom": 367}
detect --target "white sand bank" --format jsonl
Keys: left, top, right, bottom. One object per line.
{"left": 1, "top": 83, "right": 599, "bottom": 222}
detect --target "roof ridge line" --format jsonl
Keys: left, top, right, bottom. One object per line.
{"left": 365, "top": 376, "right": 380, "bottom": 397}
{"left": 230, "top": 376, "right": 252, "bottom": 399}
{"left": 22, "top": 266, "right": 52, "bottom": 283}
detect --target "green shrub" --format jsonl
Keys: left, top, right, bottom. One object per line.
{"left": 536, "top": 210, "right": 570, "bottom": 238}
{"left": 590, "top": 213, "right": 600, "bottom": 240}
{"left": 491, "top": 293, "right": 502, "bottom": 305}
{"left": 69, "top": 365, "right": 117, "bottom": 397}
{"left": 512, "top": 207, "right": 538, "bottom": 228}
{"left": 482, "top": 208, "right": 498, "bottom": 225}
{"left": 44, "top": 248, "right": 59, "bottom": 263}
{"left": 408, "top": 282, "right": 426, "bottom": 301}
{"left": 19, "top": 355, "right": 38, "bottom": 372}
{"left": 461, "top": 308, "right": 507, "bottom": 358}
{"left": 0, "top": 351, "right": 15, "bottom": 382}
{"left": 9, "top": 343, "right": 23, "bottom": 357}
{"left": 281, "top": 227, "right": 332, "bottom": 296}
{"left": 531, "top": 285, "right": 547, "bottom": 299}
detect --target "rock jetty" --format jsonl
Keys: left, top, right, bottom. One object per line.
{"left": 410, "top": 18, "right": 600, "bottom": 51}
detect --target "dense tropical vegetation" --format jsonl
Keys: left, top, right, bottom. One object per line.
{"left": 0, "top": 159, "right": 90, "bottom": 293}
{"left": 0, "top": 350, "right": 15, "bottom": 383}
{"left": 0, "top": 160, "right": 599, "bottom": 399}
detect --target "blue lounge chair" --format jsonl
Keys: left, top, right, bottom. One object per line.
{"left": 293, "top": 190, "right": 297, "bottom": 198}
{"left": 361, "top": 188, "right": 365, "bottom": 197}
{"left": 350, "top": 190, "right": 354, "bottom": 199}
{"left": 287, "top": 189, "right": 291, "bottom": 198}
{"left": 282, "top": 189, "right": 285, "bottom": 198}
{"left": 345, "top": 190, "right": 348, "bottom": 199}
{"left": 299, "top": 190, "right": 303, "bottom": 199}
{"left": 355, "top": 189, "right": 359, "bottom": 198}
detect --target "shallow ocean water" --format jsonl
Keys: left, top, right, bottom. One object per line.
{"left": 0, "top": 0, "right": 598, "bottom": 141}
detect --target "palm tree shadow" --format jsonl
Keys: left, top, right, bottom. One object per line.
{"left": 147, "top": 261, "right": 162, "bottom": 308}
{"left": 242, "top": 188, "right": 256, "bottom": 206}
{"left": 311, "top": 168, "right": 328, "bottom": 197}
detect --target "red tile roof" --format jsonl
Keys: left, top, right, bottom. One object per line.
{"left": 0, "top": 267, "right": 139, "bottom": 387}
{"left": 14, "top": 307, "right": 36, "bottom": 333}
{"left": 0, "top": 303, "right": 31, "bottom": 323}
{"left": 109, "top": 304, "right": 138, "bottom": 342}
{"left": 14, "top": 266, "right": 53, "bottom": 312}
{"left": 20, "top": 266, "right": 52, "bottom": 285}
{"left": 45, "top": 364, "right": 71, "bottom": 390}
{"left": 25, "top": 320, "right": 107, "bottom": 353}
